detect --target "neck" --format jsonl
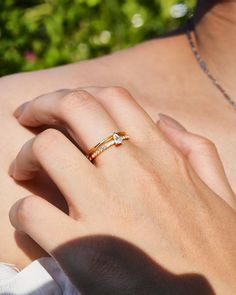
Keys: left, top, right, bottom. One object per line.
{"left": 193, "top": 1, "right": 236, "bottom": 91}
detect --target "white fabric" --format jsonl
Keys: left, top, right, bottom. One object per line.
{"left": 0, "top": 263, "right": 19, "bottom": 285}
{"left": 0, "top": 257, "right": 80, "bottom": 294}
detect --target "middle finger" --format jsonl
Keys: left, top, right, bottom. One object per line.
{"left": 9, "top": 128, "right": 102, "bottom": 214}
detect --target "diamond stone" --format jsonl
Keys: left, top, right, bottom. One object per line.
{"left": 113, "top": 133, "right": 123, "bottom": 145}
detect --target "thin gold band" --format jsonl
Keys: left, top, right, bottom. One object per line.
{"left": 87, "top": 131, "right": 129, "bottom": 162}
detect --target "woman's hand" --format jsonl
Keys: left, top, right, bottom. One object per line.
{"left": 9, "top": 87, "right": 236, "bottom": 294}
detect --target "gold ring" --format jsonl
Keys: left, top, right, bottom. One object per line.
{"left": 87, "top": 131, "right": 130, "bottom": 162}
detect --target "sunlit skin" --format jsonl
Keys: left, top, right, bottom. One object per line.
{"left": 0, "top": 0, "right": 235, "bottom": 288}
{"left": 8, "top": 86, "right": 236, "bottom": 294}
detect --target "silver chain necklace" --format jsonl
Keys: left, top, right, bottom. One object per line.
{"left": 186, "top": 21, "right": 236, "bottom": 110}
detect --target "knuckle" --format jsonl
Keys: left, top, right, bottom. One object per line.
{"left": 196, "top": 136, "right": 217, "bottom": 153}
{"left": 102, "top": 86, "right": 132, "bottom": 99}
{"left": 32, "top": 128, "right": 61, "bottom": 155}
{"left": 60, "top": 89, "right": 93, "bottom": 113}
{"left": 14, "top": 196, "right": 38, "bottom": 227}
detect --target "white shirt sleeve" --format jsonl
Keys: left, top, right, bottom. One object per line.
{"left": 0, "top": 257, "right": 81, "bottom": 294}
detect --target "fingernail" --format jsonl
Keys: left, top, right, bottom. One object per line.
{"left": 14, "top": 102, "right": 28, "bottom": 118}
{"left": 158, "top": 113, "right": 187, "bottom": 131}
{"left": 8, "top": 161, "right": 15, "bottom": 177}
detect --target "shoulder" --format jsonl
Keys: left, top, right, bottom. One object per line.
{"left": 0, "top": 32, "right": 188, "bottom": 107}
{"left": 105, "top": 32, "right": 188, "bottom": 74}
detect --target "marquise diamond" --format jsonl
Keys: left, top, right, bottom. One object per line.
{"left": 113, "top": 133, "right": 123, "bottom": 145}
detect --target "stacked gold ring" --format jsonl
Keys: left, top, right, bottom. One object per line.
{"left": 87, "top": 131, "right": 130, "bottom": 162}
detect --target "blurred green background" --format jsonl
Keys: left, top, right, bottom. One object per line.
{"left": 0, "top": 0, "right": 196, "bottom": 77}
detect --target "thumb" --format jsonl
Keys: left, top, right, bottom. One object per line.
{"left": 9, "top": 195, "right": 82, "bottom": 254}
{"left": 157, "top": 113, "right": 236, "bottom": 209}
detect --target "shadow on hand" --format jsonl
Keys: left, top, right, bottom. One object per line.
{"left": 52, "top": 235, "right": 216, "bottom": 295}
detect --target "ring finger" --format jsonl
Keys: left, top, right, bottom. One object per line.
{"left": 15, "top": 89, "right": 123, "bottom": 163}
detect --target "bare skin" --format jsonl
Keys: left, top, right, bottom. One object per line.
{"left": 1, "top": 0, "right": 236, "bottom": 270}
{"left": 8, "top": 87, "right": 236, "bottom": 295}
